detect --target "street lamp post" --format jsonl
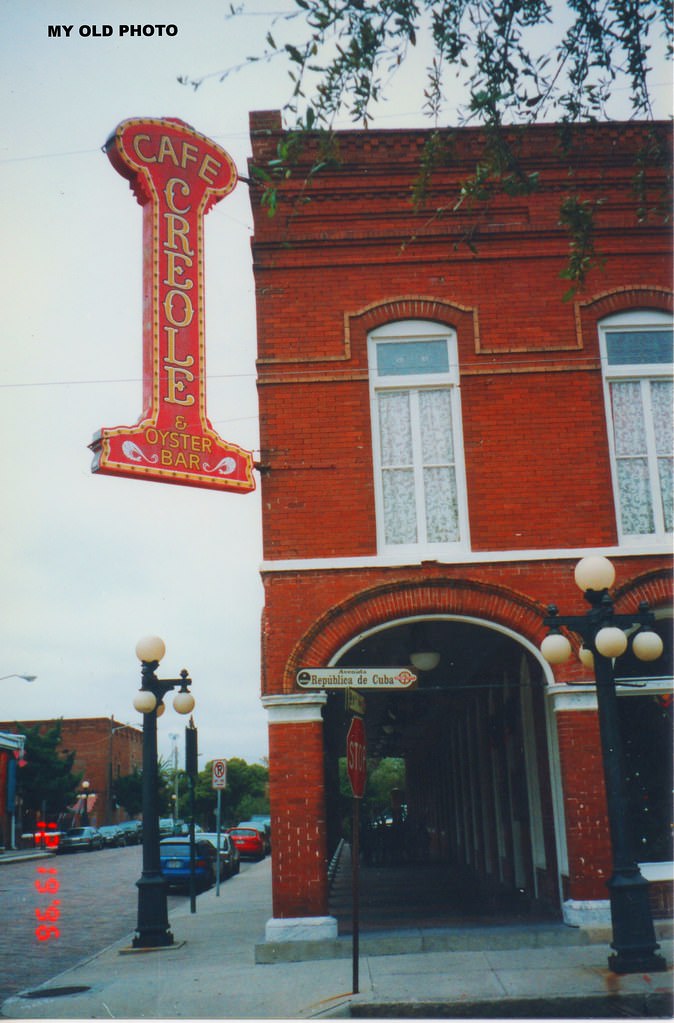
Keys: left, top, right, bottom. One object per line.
{"left": 541, "top": 555, "right": 667, "bottom": 975}
{"left": 0, "top": 674, "right": 36, "bottom": 683}
{"left": 132, "top": 635, "right": 195, "bottom": 949}
{"left": 169, "top": 732, "right": 179, "bottom": 825}
{"left": 80, "top": 780, "right": 90, "bottom": 826}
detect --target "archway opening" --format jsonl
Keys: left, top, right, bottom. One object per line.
{"left": 322, "top": 616, "right": 561, "bottom": 933}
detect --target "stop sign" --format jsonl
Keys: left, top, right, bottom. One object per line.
{"left": 346, "top": 716, "right": 367, "bottom": 798}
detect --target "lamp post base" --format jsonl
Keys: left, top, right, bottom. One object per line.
{"left": 608, "top": 950, "right": 667, "bottom": 975}
{"left": 607, "top": 871, "right": 667, "bottom": 975}
{"left": 133, "top": 874, "right": 174, "bottom": 949}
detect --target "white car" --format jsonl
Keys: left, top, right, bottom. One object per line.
{"left": 199, "top": 832, "right": 240, "bottom": 877}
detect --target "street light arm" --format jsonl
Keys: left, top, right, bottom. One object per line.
{"left": 544, "top": 601, "right": 657, "bottom": 650}
{"left": 0, "top": 674, "right": 36, "bottom": 682}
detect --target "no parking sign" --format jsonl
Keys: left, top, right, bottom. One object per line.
{"left": 211, "top": 758, "right": 227, "bottom": 789}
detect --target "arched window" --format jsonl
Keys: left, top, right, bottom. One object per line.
{"left": 368, "top": 320, "right": 469, "bottom": 554}
{"left": 599, "top": 310, "right": 673, "bottom": 544}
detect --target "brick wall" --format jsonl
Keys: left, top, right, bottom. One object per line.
{"left": 251, "top": 116, "right": 672, "bottom": 563}
{"left": 250, "top": 113, "right": 672, "bottom": 919}
{"left": 261, "top": 559, "right": 670, "bottom": 697}
{"left": 556, "top": 709, "right": 613, "bottom": 899}
{"left": 268, "top": 720, "right": 329, "bottom": 917}
{"left": 0, "top": 718, "right": 143, "bottom": 827}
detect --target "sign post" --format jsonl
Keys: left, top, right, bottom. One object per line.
{"left": 212, "top": 759, "right": 227, "bottom": 897}
{"left": 346, "top": 715, "right": 366, "bottom": 994}
{"left": 186, "top": 720, "right": 198, "bottom": 914}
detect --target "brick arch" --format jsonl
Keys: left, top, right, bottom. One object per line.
{"left": 576, "top": 286, "right": 673, "bottom": 353}
{"left": 614, "top": 567, "right": 673, "bottom": 614}
{"left": 344, "top": 296, "right": 480, "bottom": 358}
{"left": 284, "top": 576, "right": 547, "bottom": 689}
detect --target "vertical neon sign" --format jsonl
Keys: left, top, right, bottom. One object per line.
{"left": 90, "top": 117, "right": 256, "bottom": 493}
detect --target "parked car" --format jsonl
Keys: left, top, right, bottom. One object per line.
{"left": 228, "top": 826, "right": 265, "bottom": 861}
{"left": 97, "top": 825, "right": 126, "bottom": 848}
{"left": 248, "top": 814, "right": 271, "bottom": 832}
{"left": 117, "top": 820, "right": 142, "bottom": 844}
{"left": 199, "top": 832, "right": 240, "bottom": 878}
{"left": 159, "top": 838, "right": 223, "bottom": 891}
{"left": 57, "top": 826, "right": 104, "bottom": 852}
{"left": 159, "top": 817, "right": 177, "bottom": 837}
{"left": 239, "top": 819, "right": 271, "bottom": 853}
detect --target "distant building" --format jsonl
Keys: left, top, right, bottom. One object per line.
{"left": 0, "top": 717, "right": 142, "bottom": 831}
{"left": 249, "top": 111, "right": 672, "bottom": 941}
{"left": 0, "top": 731, "right": 25, "bottom": 849}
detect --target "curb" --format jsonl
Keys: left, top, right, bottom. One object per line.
{"left": 350, "top": 991, "right": 674, "bottom": 1019}
{"left": 0, "top": 851, "right": 55, "bottom": 865}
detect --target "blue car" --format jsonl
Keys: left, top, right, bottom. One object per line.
{"left": 159, "top": 837, "right": 221, "bottom": 891}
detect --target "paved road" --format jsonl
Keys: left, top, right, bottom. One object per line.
{"left": 0, "top": 847, "right": 246, "bottom": 1003}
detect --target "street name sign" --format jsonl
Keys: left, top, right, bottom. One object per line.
{"left": 345, "top": 688, "right": 366, "bottom": 716}
{"left": 297, "top": 667, "right": 417, "bottom": 689}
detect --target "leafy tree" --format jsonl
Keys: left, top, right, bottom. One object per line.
{"left": 228, "top": 0, "right": 670, "bottom": 130}
{"left": 211, "top": 757, "right": 268, "bottom": 825}
{"left": 365, "top": 758, "right": 406, "bottom": 819}
{"left": 184, "top": 1, "right": 671, "bottom": 291}
{"left": 16, "top": 721, "right": 81, "bottom": 822}
{"left": 112, "top": 767, "right": 143, "bottom": 819}
{"left": 113, "top": 759, "right": 177, "bottom": 820}
{"left": 171, "top": 758, "right": 269, "bottom": 830}
{"left": 338, "top": 756, "right": 406, "bottom": 823}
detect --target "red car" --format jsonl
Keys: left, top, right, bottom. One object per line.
{"left": 228, "top": 826, "right": 265, "bottom": 861}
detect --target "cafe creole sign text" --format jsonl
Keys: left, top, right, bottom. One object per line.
{"left": 297, "top": 668, "right": 418, "bottom": 689}
{"left": 90, "top": 117, "right": 255, "bottom": 493}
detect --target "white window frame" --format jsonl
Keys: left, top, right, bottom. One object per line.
{"left": 599, "top": 309, "right": 673, "bottom": 547}
{"left": 368, "top": 320, "right": 470, "bottom": 557}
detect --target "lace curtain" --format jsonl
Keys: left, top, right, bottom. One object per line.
{"left": 652, "top": 380, "right": 673, "bottom": 533}
{"left": 378, "top": 388, "right": 459, "bottom": 544}
{"left": 611, "top": 379, "right": 673, "bottom": 535}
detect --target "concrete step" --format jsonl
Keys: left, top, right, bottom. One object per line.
{"left": 256, "top": 920, "right": 619, "bottom": 963}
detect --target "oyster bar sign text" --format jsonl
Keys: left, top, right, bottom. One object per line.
{"left": 90, "top": 118, "right": 255, "bottom": 493}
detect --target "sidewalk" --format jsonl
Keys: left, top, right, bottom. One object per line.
{"left": 2, "top": 855, "right": 672, "bottom": 1019}
{"left": 0, "top": 847, "right": 55, "bottom": 865}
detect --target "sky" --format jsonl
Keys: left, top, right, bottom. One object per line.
{"left": 0, "top": 1, "right": 671, "bottom": 772}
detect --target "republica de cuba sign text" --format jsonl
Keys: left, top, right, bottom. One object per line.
{"left": 297, "top": 668, "right": 418, "bottom": 689}
{"left": 90, "top": 117, "right": 255, "bottom": 493}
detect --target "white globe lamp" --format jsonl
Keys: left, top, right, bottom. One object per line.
{"left": 579, "top": 644, "right": 595, "bottom": 668}
{"left": 136, "top": 635, "right": 166, "bottom": 664}
{"left": 595, "top": 626, "right": 628, "bottom": 658}
{"left": 133, "top": 690, "right": 157, "bottom": 714}
{"left": 632, "top": 630, "right": 664, "bottom": 662}
{"left": 173, "top": 690, "right": 195, "bottom": 715}
{"left": 410, "top": 650, "right": 441, "bottom": 671}
{"left": 574, "top": 556, "right": 615, "bottom": 593}
{"left": 541, "top": 633, "right": 572, "bottom": 664}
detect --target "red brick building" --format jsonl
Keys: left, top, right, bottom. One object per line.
{"left": 249, "top": 112, "right": 672, "bottom": 942}
{"left": 0, "top": 730, "right": 25, "bottom": 849}
{"left": 0, "top": 717, "right": 143, "bottom": 832}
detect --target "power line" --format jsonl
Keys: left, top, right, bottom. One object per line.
{"left": 1, "top": 340, "right": 663, "bottom": 393}
{"left": 0, "top": 371, "right": 257, "bottom": 390}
